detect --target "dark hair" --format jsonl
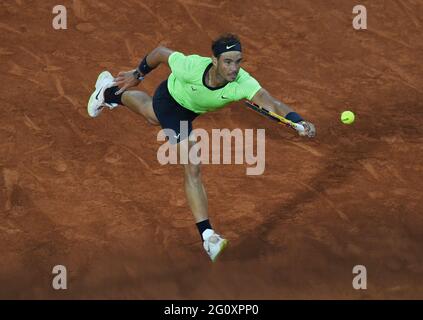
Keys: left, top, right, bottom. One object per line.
{"left": 211, "top": 33, "right": 241, "bottom": 57}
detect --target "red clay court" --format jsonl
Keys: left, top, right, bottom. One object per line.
{"left": 1, "top": 0, "right": 422, "bottom": 299}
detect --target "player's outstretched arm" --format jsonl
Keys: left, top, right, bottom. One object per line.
{"left": 251, "top": 88, "right": 316, "bottom": 138}
{"left": 115, "top": 46, "right": 175, "bottom": 94}
{"left": 142, "top": 46, "right": 174, "bottom": 70}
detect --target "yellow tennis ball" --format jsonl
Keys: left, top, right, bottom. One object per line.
{"left": 341, "top": 111, "right": 355, "bottom": 124}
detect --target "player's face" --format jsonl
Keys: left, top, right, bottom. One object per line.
{"left": 217, "top": 51, "right": 243, "bottom": 82}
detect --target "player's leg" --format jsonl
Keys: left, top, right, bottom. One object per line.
{"left": 120, "top": 90, "right": 159, "bottom": 125}
{"left": 177, "top": 140, "right": 228, "bottom": 262}
{"left": 103, "top": 85, "right": 159, "bottom": 125}
{"left": 87, "top": 70, "right": 159, "bottom": 125}
{"left": 182, "top": 141, "right": 208, "bottom": 223}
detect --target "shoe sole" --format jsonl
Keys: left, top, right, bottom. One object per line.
{"left": 211, "top": 239, "right": 228, "bottom": 263}
{"left": 87, "top": 71, "right": 112, "bottom": 117}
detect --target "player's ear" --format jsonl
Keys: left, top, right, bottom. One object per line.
{"left": 212, "top": 55, "right": 218, "bottom": 67}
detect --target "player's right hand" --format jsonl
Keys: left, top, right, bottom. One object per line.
{"left": 115, "top": 70, "right": 141, "bottom": 95}
{"left": 298, "top": 121, "right": 316, "bottom": 138}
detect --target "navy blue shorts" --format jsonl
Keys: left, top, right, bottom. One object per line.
{"left": 152, "top": 80, "right": 199, "bottom": 144}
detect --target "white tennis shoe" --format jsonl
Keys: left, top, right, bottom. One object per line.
{"left": 202, "top": 229, "right": 228, "bottom": 262}
{"left": 87, "top": 71, "right": 118, "bottom": 118}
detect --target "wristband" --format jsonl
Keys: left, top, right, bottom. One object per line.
{"left": 137, "top": 55, "right": 153, "bottom": 76}
{"left": 285, "top": 112, "right": 303, "bottom": 123}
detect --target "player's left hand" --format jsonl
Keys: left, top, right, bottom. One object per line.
{"left": 115, "top": 70, "right": 141, "bottom": 95}
{"left": 298, "top": 121, "right": 316, "bottom": 138}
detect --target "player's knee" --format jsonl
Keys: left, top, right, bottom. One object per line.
{"left": 147, "top": 118, "right": 160, "bottom": 126}
{"left": 123, "top": 90, "right": 149, "bottom": 105}
{"left": 184, "top": 163, "right": 201, "bottom": 181}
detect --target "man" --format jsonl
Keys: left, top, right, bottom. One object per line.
{"left": 87, "top": 34, "right": 316, "bottom": 262}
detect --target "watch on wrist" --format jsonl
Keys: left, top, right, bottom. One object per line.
{"left": 133, "top": 69, "right": 144, "bottom": 81}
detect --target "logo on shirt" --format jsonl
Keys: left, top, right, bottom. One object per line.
{"left": 221, "top": 96, "right": 229, "bottom": 100}
{"left": 191, "top": 86, "right": 197, "bottom": 91}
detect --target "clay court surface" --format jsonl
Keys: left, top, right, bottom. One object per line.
{"left": 1, "top": 0, "right": 422, "bottom": 299}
